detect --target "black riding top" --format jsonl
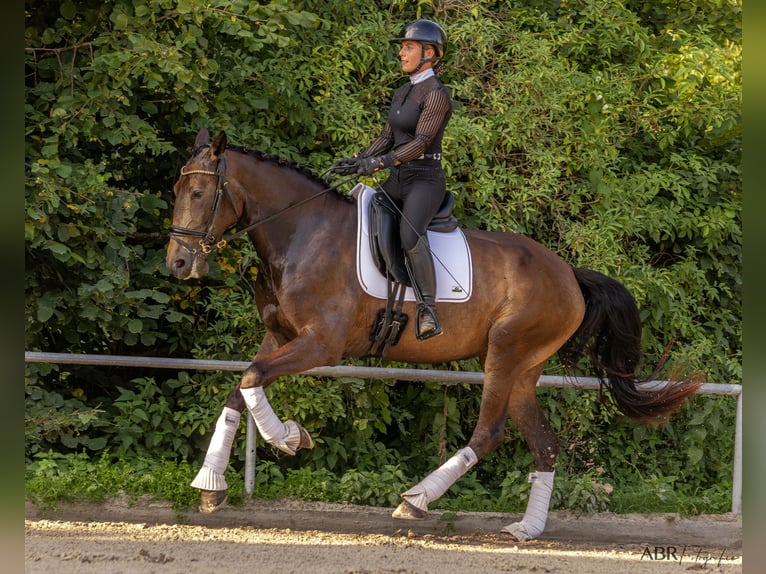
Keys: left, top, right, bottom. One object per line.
{"left": 362, "top": 75, "right": 452, "bottom": 163}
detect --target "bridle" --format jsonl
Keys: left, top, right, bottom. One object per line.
{"left": 168, "top": 152, "right": 357, "bottom": 258}
{"left": 168, "top": 155, "right": 234, "bottom": 256}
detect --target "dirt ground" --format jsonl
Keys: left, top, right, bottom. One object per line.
{"left": 25, "top": 497, "right": 742, "bottom": 574}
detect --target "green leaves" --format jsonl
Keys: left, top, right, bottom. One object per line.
{"left": 24, "top": 0, "right": 740, "bottom": 514}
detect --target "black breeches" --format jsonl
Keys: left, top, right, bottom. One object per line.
{"left": 380, "top": 164, "right": 446, "bottom": 251}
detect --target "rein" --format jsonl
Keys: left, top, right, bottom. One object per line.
{"left": 169, "top": 155, "right": 357, "bottom": 258}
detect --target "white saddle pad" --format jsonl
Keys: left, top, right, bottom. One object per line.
{"left": 353, "top": 183, "right": 472, "bottom": 303}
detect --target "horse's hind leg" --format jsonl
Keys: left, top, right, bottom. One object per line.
{"left": 501, "top": 367, "right": 560, "bottom": 541}
{"left": 392, "top": 349, "right": 515, "bottom": 520}
{"left": 391, "top": 446, "right": 480, "bottom": 519}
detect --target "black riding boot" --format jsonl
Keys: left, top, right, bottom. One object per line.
{"left": 405, "top": 236, "right": 442, "bottom": 340}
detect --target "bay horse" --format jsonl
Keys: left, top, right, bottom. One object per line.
{"left": 165, "top": 128, "right": 700, "bottom": 541}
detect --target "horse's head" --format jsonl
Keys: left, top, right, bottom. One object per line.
{"left": 165, "top": 128, "right": 240, "bottom": 280}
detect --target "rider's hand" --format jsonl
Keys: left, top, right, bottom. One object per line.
{"left": 330, "top": 157, "right": 359, "bottom": 176}
{"left": 356, "top": 154, "right": 395, "bottom": 176}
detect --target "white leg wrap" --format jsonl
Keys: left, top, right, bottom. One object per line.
{"left": 240, "top": 386, "right": 302, "bottom": 455}
{"left": 502, "top": 471, "right": 555, "bottom": 541}
{"left": 190, "top": 465, "right": 229, "bottom": 491}
{"left": 402, "top": 447, "right": 478, "bottom": 511}
{"left": 190, "top": 407, "right": 241, "bottom": 491}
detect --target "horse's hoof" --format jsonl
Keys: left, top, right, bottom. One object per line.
{"left": 298, "top": 425, "right": 314, "bottom": 449}
{"left": 278, "top": 421, "right": 315, "bottom": 455}
{"left": 198, "top": 489, "right": 227, "bottom": 514}
{"left": 392, "top": 499, "right": 427, "bottom": 520}
{"left": 501, "top": 522, "right": 534, "bottom": 542}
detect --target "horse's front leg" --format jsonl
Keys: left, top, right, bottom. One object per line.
{"left": 238, "top": 323, "right": 345, "bottom": 456}
{"left": 190, "top": 382, "right": 247, "bottom": 512}
{"left": 190, "top": 331, "right": 316, "bottom": 513}
{"left": 238, "top": 380, "right": 314, "bottom": 458}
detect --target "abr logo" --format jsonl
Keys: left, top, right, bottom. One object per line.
{"left": 640, "top": 546, "right": 678, "bottom": 561}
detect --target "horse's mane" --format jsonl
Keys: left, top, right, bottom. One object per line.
{"left": 189, "top": 143, "right": 352, "bottom": 202}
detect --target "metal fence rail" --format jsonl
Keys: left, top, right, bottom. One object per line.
{"left": 25, "top": 351, "right": 742, "bottom": 513}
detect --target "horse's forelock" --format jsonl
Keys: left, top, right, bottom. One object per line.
{"left": 188, "top": 142, "right": 212, "bottom": 160}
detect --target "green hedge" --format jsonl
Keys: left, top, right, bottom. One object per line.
{"left": 25, "top": 0, "right": 740, "bottom": 513}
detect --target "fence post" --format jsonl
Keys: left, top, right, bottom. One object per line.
{"left": 732, "top": 391, "right": 742, "bottom": 513}
{"left": 245, "top": 412, "right": 257, "bottom": 495}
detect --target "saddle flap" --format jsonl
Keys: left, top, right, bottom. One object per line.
{"left": 355, "top": 184, "right": 472, "bottom": 303}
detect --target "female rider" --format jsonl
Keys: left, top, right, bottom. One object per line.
{"left": 337, "top": 19, "right": 452, "bottom": 340}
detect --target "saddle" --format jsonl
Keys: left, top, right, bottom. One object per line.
{"left": 368, "top": 190, "right": 459, "bottom": 287}
{"left": 365, "top": 188, "right": 459, "bottom": 356}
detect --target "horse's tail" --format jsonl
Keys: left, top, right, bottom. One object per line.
{"left": 559, "top": 267, "right": 702, "bottom": 422}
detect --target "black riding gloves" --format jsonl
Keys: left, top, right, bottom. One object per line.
{"left": 330, "top": 157, "right": 358, "bottom": 176}
{"left": 356, "top": 154, "right": 395, "bottom": 176}
{"left": 331, "top": 154, "right": 395, "bottom": 177}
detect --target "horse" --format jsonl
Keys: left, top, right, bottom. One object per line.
{"left": 165, "top": 128, "right": 700, "bottom": 541}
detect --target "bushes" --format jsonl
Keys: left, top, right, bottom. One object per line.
{"left": 25, "top": 0, "right": 740, "bottom": 513}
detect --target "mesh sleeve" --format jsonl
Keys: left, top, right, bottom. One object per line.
{"left": 361, "top": 122, "right": 394, "bottom": 158}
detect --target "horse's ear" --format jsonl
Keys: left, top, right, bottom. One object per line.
{"left": 194, "top": 128, "right": 210, "bottom": 149}
{"left": 210, "top": 131, "right": 228, "bottom": 160}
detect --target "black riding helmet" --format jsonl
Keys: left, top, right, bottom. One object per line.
{"left": 391, "top": 19, "right": 447, "bottom": 73}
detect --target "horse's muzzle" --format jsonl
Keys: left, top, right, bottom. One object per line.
{"left": 166, "top": 244, "right": 210, "bottom": 280}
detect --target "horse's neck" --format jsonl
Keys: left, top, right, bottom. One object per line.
{"left": 242, "top": 167, "right": 354, "bottom": 265}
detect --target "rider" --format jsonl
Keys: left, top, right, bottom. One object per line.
{"left": 337, "top": 19, "right": 452, "bottom": 340}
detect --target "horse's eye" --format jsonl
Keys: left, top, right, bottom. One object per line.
{"left": 191, "top": 190, "right": 204, "bottom": 200}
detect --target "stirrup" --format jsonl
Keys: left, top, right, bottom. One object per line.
{"left": 416, "top": 305, "right": 442, "bottom": 341}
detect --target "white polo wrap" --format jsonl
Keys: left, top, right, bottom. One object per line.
{"left": 240, "top": 386, "right": 302, "bottom": 455}
{"left": 401, "top": 447, "right": 478, "bottom": 511}
{"left": 502, "top": 471, "right": 555, "bottom": 541}
{"left": 190, "top": 406, "right": 241, "bottom": 491}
